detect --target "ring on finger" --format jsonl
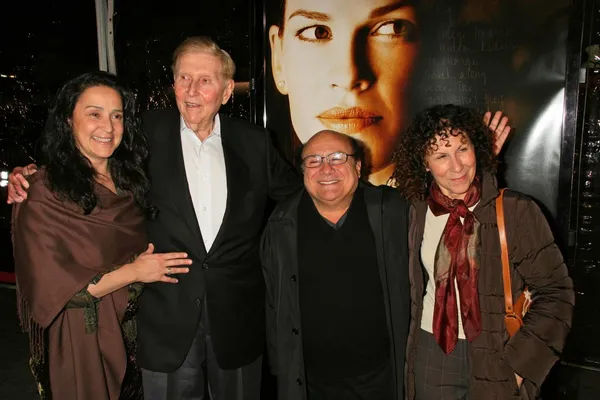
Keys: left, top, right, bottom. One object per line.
{"left": 166, "top": 267, "right": 172, "bottom": 276}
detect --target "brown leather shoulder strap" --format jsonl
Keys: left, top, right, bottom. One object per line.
{"left": 496, "top": 188, "right": 514, "bottom": 315}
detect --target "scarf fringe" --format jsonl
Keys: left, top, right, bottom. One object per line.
{"left": 17, "top": 283, "right": 45, "bottom": 364}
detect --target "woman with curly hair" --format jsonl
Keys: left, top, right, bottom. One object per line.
{"left": 12, "top": 71, "right": 191, "bottom": 400}
{"left": 392, "top": 104, "right": 573, "bottom": 399}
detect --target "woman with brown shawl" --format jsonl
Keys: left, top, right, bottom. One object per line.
{"left": 392, "top": 104, "right": 574, "bottom": 400}
{"left": 12, "top": 71, "right": 191, "bottom": 399}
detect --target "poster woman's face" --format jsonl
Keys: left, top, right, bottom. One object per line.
{"left": 270, "top": 0, "right": 419, "bottom": 178}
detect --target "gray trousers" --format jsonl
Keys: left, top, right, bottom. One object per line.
{"left": 141, "top": 303, "right": 262, "bottom": 400}
{"left": 414, "top": 329, "right": 531, "bottom": 400}
{"left": 414, "top": 328, "right": 471, "bottom": 400}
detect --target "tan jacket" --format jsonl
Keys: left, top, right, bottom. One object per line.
{"left": 405, "top": 174, "right": 574, "bottom": 399}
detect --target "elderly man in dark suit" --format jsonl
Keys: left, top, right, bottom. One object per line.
{"left": 137, "top": 37, "right": 300, "bottom": 399}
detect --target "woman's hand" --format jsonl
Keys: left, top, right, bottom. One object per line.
{"left": 127, "top": 243, "right": 191, "bottom": 284}
{"left": 483, "top": 111, "right": 511, "bottom": 155}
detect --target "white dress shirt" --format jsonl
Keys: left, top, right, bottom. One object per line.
{"left": 180, "top": 114, "right": 227, "bottom": 252}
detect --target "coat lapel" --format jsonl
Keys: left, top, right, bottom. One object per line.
{"left": 364, "top": 186, "right": 385, "bottom": 271}
{"left": 364, "top": 185, "right": 400, "bottom": 394}
{"left": 364, "top": 186, "right": 391, "bottom": 316}
{"left": 411, "top": 201, "right": 428, "bottom": 296}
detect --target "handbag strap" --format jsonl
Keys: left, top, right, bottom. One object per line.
{"left": 496, "top": 188, "right": 514, "bottom": 315}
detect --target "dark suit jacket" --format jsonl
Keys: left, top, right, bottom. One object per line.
{"left": 260, "top": 184, "right": 411, "bottom": 400}
{"left": 137, "top": 108, "right": 301, "bottom": 372}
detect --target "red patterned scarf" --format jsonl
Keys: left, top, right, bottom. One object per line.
{"left": 427, "top": 177, "right": 482, "bottom": 354}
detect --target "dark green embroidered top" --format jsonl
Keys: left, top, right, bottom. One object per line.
{"left": 65, "top": 277, "right": 143, "bottom": 335}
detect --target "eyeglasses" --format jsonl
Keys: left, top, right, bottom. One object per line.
{"left": 301, "top": 152, "right": 356, "bottom": 169}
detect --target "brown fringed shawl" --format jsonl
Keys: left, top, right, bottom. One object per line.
{"left": 12, "top": 169, "right": 147, "bottom": 400}
{"left": 427, "top": 178, "right": 482, "bottom": 355}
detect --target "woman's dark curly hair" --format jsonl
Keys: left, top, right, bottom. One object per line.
{"left": 39, "top": 71, "right": 156, "bottom": 217}
{"left": 391, "top": 104, "right": 497, "bottom": 202}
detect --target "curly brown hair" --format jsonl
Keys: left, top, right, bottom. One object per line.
{"left": 391, "top": 104, "right": 497, "bottom": 201}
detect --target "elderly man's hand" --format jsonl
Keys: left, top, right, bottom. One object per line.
{"left": 484, "top": 111, "right": 511, "bottom": 156}
{"left": 7, "top": 164, "right": 38, "bottom": 204}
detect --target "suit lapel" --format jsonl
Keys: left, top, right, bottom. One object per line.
{"left": 164, "top": 115, "right": 207, "bottom": 258}
{"left": 209, "top": 115, "right": 250, "bottom": 254}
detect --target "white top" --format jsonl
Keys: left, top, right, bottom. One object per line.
{"left": 180, "top": 114, "right": 227, "bottom": 252}
{"left": 420, "top": 203, "right": 477, "bottom": 338}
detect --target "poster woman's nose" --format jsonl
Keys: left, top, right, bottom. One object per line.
{"left": 328, "top": 33, "right": 373, "bottom": 93}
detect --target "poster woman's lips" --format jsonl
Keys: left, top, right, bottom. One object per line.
{"left": 317, "top": 107, "right": 382, "bottom": 134}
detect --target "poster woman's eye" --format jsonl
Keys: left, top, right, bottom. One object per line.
{"left": 372, "top": 19, "right": 418, "bottom": 41}
{"left": 297, "top": 25, "right": 332, "bottom": 42}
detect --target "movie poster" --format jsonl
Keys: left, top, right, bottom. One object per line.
{"left": 263, "top": 0, "right": 571, "bottom": 219}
